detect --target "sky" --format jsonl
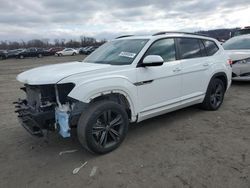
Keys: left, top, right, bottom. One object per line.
{"left": 0, "top": 0, "right": 249, "bottom": 42}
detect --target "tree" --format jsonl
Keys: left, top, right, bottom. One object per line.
{"left": 0, "top": 36, "right": 107, "bottom": 50}
{"left": 54, "top": 39, "right": 60, "bottom": 47}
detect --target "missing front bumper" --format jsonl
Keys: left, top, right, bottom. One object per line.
{"left": 14, "top": 99, "right": 55, "bottom": 137}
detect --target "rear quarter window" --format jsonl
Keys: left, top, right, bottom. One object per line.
{"left": 203, "top": 40, "right": 219, "bottom": 56}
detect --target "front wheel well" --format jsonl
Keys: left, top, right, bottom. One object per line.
{"left": 90, "top": 93, "right": 132, "bottom": 120}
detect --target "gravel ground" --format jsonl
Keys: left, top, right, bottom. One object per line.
{"left": 0, "top": 56, "right": 250, "bottom": 188}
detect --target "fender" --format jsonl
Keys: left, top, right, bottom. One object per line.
{"left": 66, "top": 76, "right": 138, "bottom": 121}
{"left": 207, "top": 71, "right": 229, "bottom": 90}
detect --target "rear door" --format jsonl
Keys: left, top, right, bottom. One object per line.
{"left": 175, "top": 37, "right": 212, "bottom": 101}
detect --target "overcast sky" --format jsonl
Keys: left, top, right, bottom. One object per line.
{"left": 0, "top": 0, "right": 249, "bottom": 41}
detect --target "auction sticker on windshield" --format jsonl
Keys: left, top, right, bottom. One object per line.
{"left": 119, "top": 51, "right": 136, "bottom": 58}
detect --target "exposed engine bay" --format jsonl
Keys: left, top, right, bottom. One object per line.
{"left": 14, "top": 83, "right": 85, "bottom": 137}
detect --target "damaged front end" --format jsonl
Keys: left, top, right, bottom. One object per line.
{"left": 14, "top": 83, "right": 85, "bottom": 137}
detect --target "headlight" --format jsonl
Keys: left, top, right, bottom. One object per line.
{"left": 234, "top": 58, "right": 250, "bottom": 64}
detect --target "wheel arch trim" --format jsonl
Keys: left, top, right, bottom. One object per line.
{"left": 64, "top": 75, "right": 138, "bottom": 118}
{"left": 209, "top": 72, "right": 228, "bottom": 89}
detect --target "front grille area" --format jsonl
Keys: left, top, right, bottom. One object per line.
{"left": 14, "top": 83, "right": 75, "bottom": 137}
{"left": 25, "top": 84, "right": 56, "bottom": 112}
{"left": 14, "top": 85, "right": 56, "bottom": 136}
{"left": 24, "top": 83, "right": 75, "bottom": 112}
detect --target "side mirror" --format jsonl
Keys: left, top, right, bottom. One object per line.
{"left": 142, "top": 55, "right": 164, "bottom": 66}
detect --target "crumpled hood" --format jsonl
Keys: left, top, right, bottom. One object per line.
{"left": 225, "top": 50, "right": 250, "bottom": 61}
{"left": 17, "top": 61, "right": 111, "bottom": 85}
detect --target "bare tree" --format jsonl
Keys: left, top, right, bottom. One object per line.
{"left": 60, "top": 39, "right": 66, "bottom": 47}
{"left": 54, "top": 39, "right": 60, "bottom": 47}
{"left": 0, "top": 36, "right": 107, "bottom": 50}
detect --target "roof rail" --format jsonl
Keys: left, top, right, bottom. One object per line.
{"left": 115, "top": 35, "right": 134, "bottom": 39}
{"left": 152, "top": 31, "right": 209, "bottom": 37}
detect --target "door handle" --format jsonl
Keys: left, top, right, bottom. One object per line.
{"left": 203, "top": 63, "right": 209, "bottom": 67}
{"left": 173, "top": 68, "right": 181, "bottom": 72}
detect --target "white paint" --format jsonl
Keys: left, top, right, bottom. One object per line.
{"left": 17, "top": 33, "right": 232, "bottom": 123}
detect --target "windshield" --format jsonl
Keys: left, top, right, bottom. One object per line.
{"left": 223, "top": 36, "right": 250, "bottom": 50}
{"left": 84, "top": 39, "right": 149, "bottom": 65}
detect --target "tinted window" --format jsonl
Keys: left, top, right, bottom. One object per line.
{"left": 203, "top": 40, "right": 219, "bottom": 56}
{"left": 28, "top": 48, "right": 36, "bottom": 52}
{"left": 177, "top": 38, "right": 202, "bottom": 59}
{"left": 223, "top": 36, "right": 250, "bottom": 50}
{"left": 145, "top": 38, "right": 176, "bottom": 62}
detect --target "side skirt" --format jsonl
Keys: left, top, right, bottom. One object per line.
{"left": 137, "top": 95, "right": 204, "bottom": 122}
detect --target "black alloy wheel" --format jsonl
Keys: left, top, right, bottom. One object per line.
{"left": 77, "top": 101, "right": 129, "bottom": 154}
{"left": 201, "top": 78, "right": 225, "bottom": 110}
{"left": 92, "top": 110, "right": 124, "bottom": 148}
{"left": 210, "top": 82, "right": 224, "bottom": 109}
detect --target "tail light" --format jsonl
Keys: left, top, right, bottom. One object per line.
{"left": 227, "top": 59, "right": 233, "bottom": 67}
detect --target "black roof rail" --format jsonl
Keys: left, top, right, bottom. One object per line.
{"left": 152, "top": 31, "right": 209, "bottom": 37}
{"left": 115, "top": 35, "right": 134, "bottom": 39}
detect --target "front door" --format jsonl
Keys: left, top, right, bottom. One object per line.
{"left": 136, "top": 38, "right": 182, "bottom": 120}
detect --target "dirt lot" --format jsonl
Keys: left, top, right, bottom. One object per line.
{"left": 0, "top": 56, "right": 250, "bottom": 188}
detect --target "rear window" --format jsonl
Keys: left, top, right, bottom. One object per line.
{"left": 203, "top": 40, "right": 219, "bottom": 56}
{"left": 177, "top": 38, "right": 203, "bottom": 59}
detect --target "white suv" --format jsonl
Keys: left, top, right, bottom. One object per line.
{"left": 15, "top": 32, "right": 232, "bottom": 154}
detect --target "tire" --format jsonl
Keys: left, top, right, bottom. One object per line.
{"left": 0, "top": 56, "right": 3, "bottom": 60}
{"left": 77, "top": 101, "right": 129, "bottom": 154}
{"left": 19, "top": 55, "right": 24, "bottom": 59}
{"left": 58, "top": 53, "right": 62, "bottom": 57}
{"left": 38, "top": 54, "right": 42, "bottom": 58}
{"left": 201, "top": 78, "right": 225, "bottom": 110}
{"left": 72, "top": 52, "right": 76, "bottom": 56}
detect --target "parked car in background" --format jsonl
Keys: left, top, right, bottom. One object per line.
{"left": 223, "top": 34, "right": 250, "bottom": 81}
{"left": 55, "top": 48, "right": 78, "bottom": 56}
{"left": 15, "top": 32, "right": 231, "bottom": 154}
{"left": 44, "top": 47, "right": 64, "bottom": 56}
{"left": 7, "top": 49, "right": 25, "bottom": 58}
{"left": 84, "top": 46, "right": 99, "bottom": 55}
{"left": 74, "top": 48, "right": 82, "bottom": 53}
{"left": 78, "top": 47, "right": 89, "bottom": 54}
{"left": 0, "top": 50, "right": 7, "bottom": 60}
{"left": 16, "top": 48, "right": 45, "bottom": 59}
{"left": 231, "top": 26, "right": 250, "bottom": 38}
{"left": 79, "top": 46, "right": 99, "bottom": 55}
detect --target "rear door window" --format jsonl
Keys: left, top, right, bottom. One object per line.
{"left": 203, "top": 40, "right": 219, "bottom": 56}
{"left": 176, "top": 38, "right": 203, "bottom": 59}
